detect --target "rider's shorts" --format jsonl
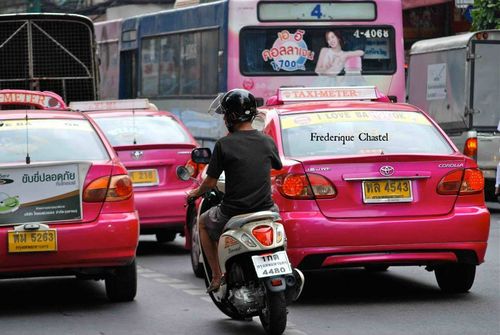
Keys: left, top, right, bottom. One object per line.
{"left": 201, "top": 204, "right": 279, "bottom": 242}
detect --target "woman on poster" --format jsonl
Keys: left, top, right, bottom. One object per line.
{"left": 314, "top": 30, "right": 365, "bottom": 86}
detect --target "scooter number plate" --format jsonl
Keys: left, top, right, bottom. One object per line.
{"left": 252, "top": 251, "right": 293, "bottom": 278}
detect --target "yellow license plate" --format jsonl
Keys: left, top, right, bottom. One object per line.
{"left": 129, "top": 169, "right": 159, "bottom": 186}
{"left": 8, "top": 230, "right": 57, "bottom": 253}
{"left": 362, "top": 179, "right": 412, "bottom": 203}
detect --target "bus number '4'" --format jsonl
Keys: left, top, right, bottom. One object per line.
{"left": 311, "top": 4, "right": 322, "bottom": 19}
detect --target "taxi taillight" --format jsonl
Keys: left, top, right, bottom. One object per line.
{"left": 276, "top": 173, "right": 336, "bottom": 199}
{"left": 460, "top": 169, "right": 484, "bottom": 194}
{"left": 437, "top": 169, "right": 484, "bottom": 195}
{"left": 83, "top": 175, "right": 133, "bottom": 202}
{"left": 185, "top": 159, "right": 205, "bottom": 178}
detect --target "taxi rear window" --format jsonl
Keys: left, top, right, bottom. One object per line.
{"left": 279, "top": 110, "right": 453, "bottom": 157}
{"left": 0, "top": 119, "right": 109, "bottom": 164}
{"left": 92, "top": 115, "right": 191, "bottom": 146}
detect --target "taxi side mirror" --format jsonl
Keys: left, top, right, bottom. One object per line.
{"left": 192, "top": 148, "right": 211, "bottom": 164}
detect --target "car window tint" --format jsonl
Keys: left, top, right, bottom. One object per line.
{"left": 280, "top": 110, "right": 453, "bottom": 157}
{"left": 0, "top": 119, "right": 109, "bottom": 163}
{"left": 94, "top": 115, "right": 191, "bottom": 146}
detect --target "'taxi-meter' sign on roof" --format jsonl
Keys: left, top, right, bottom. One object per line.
{"left": 0, "top": 90, "right": 67, "bottom": 110}
{"left": 69, "top": 99, "right": 152, "bottom": 112}
{"left": 275, "top": 86, "right": 388, "bottom": 103}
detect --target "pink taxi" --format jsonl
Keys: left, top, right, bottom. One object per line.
{"left": 72, "top": 100, "right": 198, "bottom": 243}
{"left": 259, "top": 87, "right": 490, "bottom": 293}
{"left": 0, "top": 90, "right": 139, "bottom": 301}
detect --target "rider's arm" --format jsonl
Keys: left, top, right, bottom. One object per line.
{"left": 190, "top": 176, "right": 218, "bottom": 198}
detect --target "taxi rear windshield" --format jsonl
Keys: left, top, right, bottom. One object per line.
{"left": 0, "top": 119, "right": 109, "bottom": 164}
{"left": 93, "top": 115, "right": 191, "bottom": 146}
{"left": 280, "top": 110, "right": 453, "bottom": 157}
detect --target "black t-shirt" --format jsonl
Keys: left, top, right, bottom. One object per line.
{"left": 206, "top": 129, "right": 282, "bottom": 217}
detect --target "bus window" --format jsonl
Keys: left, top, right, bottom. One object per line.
{"left": 240, "top": 27, "right": 396, "bottom": 76}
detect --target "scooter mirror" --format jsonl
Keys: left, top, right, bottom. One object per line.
{"left": 191, "top": 148, "right": 211, "bottom": 164}
{"left": 176, "top": 166, "right": 191, "bottom": 181}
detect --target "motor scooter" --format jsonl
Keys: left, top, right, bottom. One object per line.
{"left": 176, "top": 148, "right": 304, "bottom": 335}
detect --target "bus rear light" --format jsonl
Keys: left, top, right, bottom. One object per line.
{"left": 252, "top": 226, "right": 274, "bottom": 246}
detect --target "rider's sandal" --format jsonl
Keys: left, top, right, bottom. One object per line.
{"left": 206, "top": 275, "right": 225, "bottom": 293}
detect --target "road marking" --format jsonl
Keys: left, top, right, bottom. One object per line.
{"left": 137, "top": 264, "right": 309, "bottom": 335}
{"left": 153, "top": 277, "right": 183, "bottom": 284}
{"left": 141, "top": 273, "right": 167, "bottom": 278}
{"left": 201, "top": 297, "right": 212, "bottom": 303}
{"left": 184, "top": 289, "right": 207, "bottom": 296}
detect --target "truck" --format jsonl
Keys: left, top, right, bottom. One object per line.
{"left": 0, "top": 13, "right": 99, "bottom": 103}
{"left": 407, "top": 30, "right": 500, "bottom": 201}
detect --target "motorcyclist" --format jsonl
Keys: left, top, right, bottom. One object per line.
{"left": 187, "top": 89, "right": 283, "bottom": 293}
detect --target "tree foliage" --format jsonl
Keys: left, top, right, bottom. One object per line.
{"left": 472, "top": 0, "right": 500, "bottom": 31}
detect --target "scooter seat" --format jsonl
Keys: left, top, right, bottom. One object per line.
{"left": 223, "top": 211, "right": 280, "bottom": 232}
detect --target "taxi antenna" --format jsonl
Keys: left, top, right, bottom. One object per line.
{"left": 132, "top": 108, "right": 137, "bottom": 145}
{"left": 25, "top": 111, "right": 31, "bottom": 164}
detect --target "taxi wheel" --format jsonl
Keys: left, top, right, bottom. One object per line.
{"left": 364, "top": 265, "right": 389, "bottom": 272}
{"left": 156, "top": 231, "right": 177, "bottom": 243}
{"left": 190, "top": 218, "right": 205, "bottom": 278}
{"left": 435, "top": 263, "right": 476, "bottom": 293}
{"left": 106, "top": 259, "right": 137, "bottom": 302}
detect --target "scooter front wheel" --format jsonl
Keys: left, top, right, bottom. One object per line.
{"left": 259, "top": 291, "right": 287, "bottom": 335}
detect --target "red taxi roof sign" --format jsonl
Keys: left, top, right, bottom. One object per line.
{"left": 0, "top": 90, "right": 67, "bottom": 110}
{"left": 69, "top": 99, "right": 151, "bottom": 111}
{"left": 268, "top": 86, "right": 390, "bottom": 105}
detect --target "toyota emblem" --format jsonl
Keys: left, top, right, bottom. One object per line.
{"left": 379, "top": 165, "right": 394, "bottom": 177}
{"left": 131, "top": 151, "right": 143, "bottom": 160}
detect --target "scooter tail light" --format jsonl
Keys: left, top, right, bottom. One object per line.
{"left": 252, "top": 225, "right": 274, "bottom": 246}
{"left": 437, "top": 170, "right": 463, "bottom": 195}
{"left": 459, "top": 168, "right": 484, "bottom": 194}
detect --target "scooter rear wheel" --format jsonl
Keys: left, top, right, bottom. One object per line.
{"left": 259, "top": 291, "right": 287, "bottom": 335}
